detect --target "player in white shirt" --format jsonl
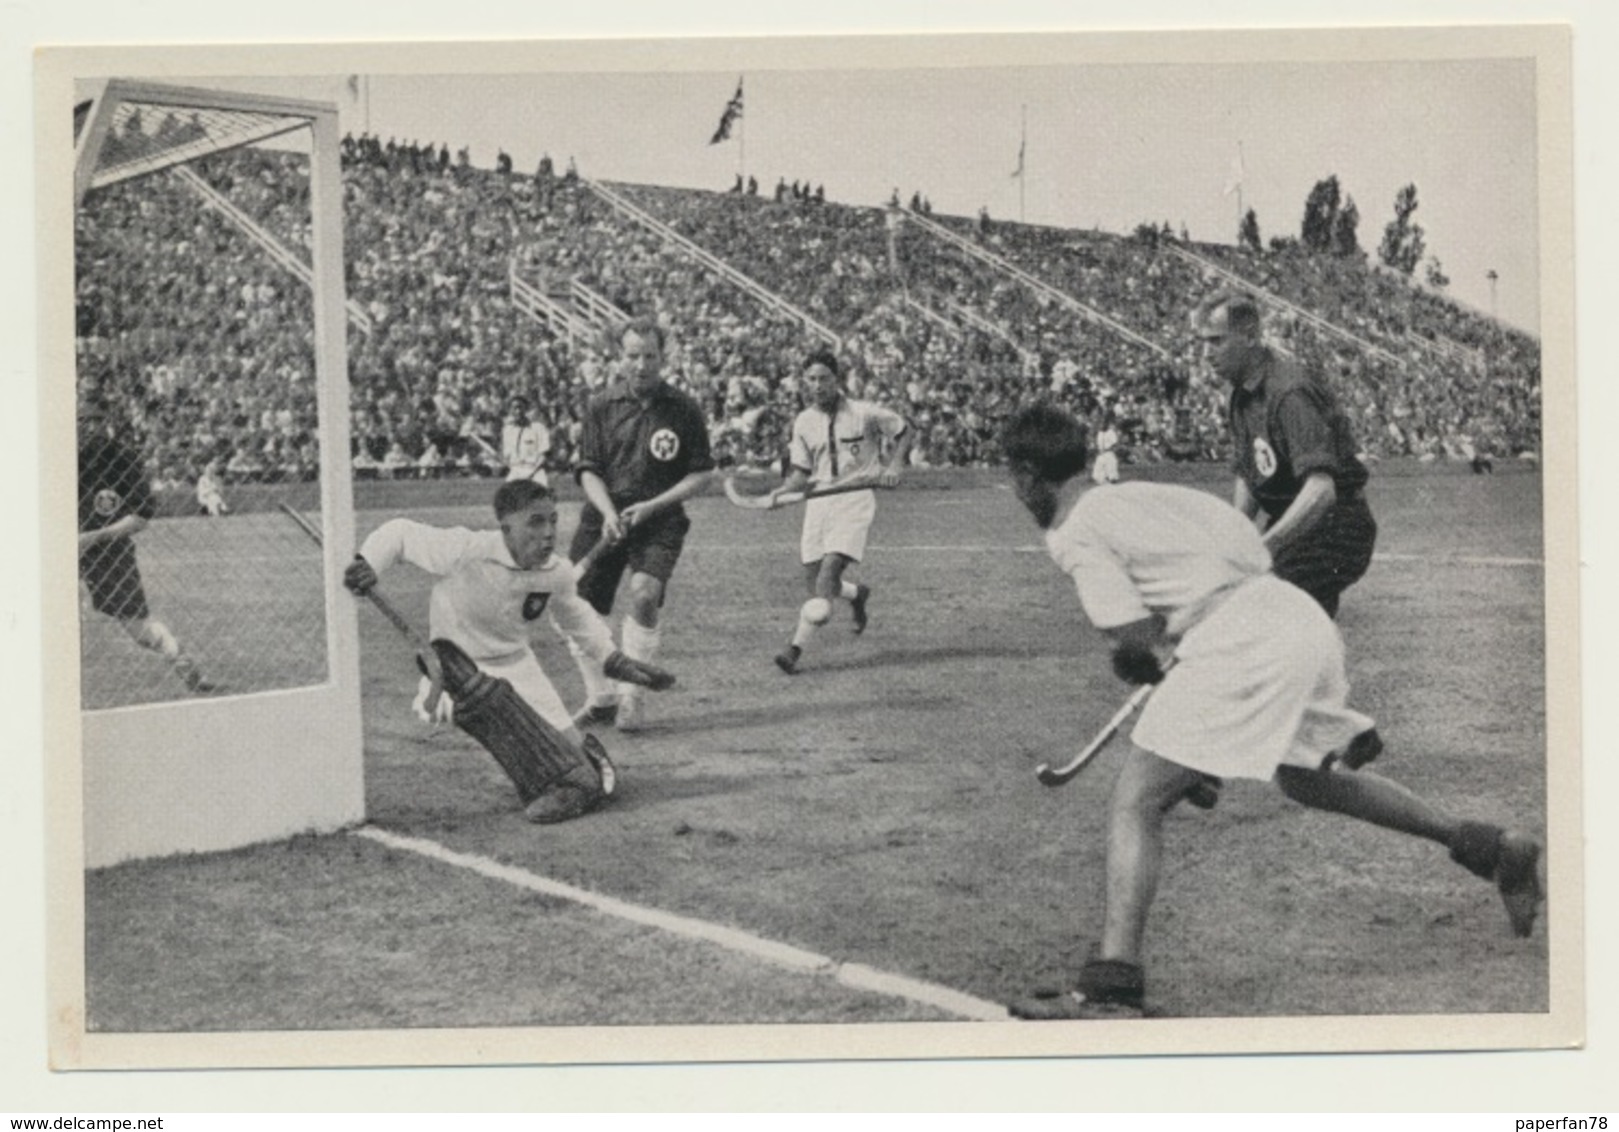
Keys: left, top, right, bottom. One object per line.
{"left": 1090, "top": 416, "right": 1120, "bottom": 484}
{"left": 500, "top": 394, "right": 551, "bottom": 486}
{"left": 769, "top": 350, "right": 911, "bottom": 674}
{"left": 1000, "top": 402, "right": 1544, "bottom": 1020}
{"left": 344, "top": 480, "right": 660, "bottom": 822}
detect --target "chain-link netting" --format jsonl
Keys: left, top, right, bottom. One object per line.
{"left": 76, "top": 106, "right": 331, "bottom": 711}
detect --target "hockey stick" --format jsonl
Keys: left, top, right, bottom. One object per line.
{"left": 722, "top": 474, "right": 893, "bottom": 511}
{"left": 1034, "top": 662, "right": 1175, "bottom": 787}
{"left": 278, "top": 503, "right": 448, "bottom": 698}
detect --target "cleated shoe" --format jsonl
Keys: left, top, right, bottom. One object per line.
{"left": 850, "top": 584, "right": 871, "bottom": 634}
{"left": 1496, "top": 832, "right": 1544, "bottom": 938}
{"left": 176, "top": 658, "right": 219, "bottom": 694}
{"left": 1184, "top": 775, "right": 1222, "bottom": 811}
{"left": 774, "top": 645, "right": 801, "bottom": 674}
{"left": 581, "top": 733, "right": 617, "bottom": 799}
{"left": 572, "top": 700, "right": 619, "bottom": 730}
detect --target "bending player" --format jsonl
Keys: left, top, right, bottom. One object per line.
{"left": 78, "top": 398, "right": 215, "bottom": 695}
{"left": 1000, "top": 402, "right": 1543, "bottom": 1020}
{"left": 770, "top": 349, "right": 910, "bottom": 675}
{"left": 343, "top": 479, "right": 670, "bottom": 823}
{"left": 567, "top": 319, "right": 715, "bottom": 732}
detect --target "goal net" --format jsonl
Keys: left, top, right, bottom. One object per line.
{"left": 73, "top": 80, "right": 364, "bottom": 866}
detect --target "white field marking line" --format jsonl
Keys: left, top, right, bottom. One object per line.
{"left": 690, "top": 544, "right": 1545, "bottom": 566}
{"left": 353, "top": 825, "right": 1011, "bottom": 1022}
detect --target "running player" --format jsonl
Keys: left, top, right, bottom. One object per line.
{"left": 769, "top": 349, "right": 910, "bottom": 674}
{"left": 1000, "top": 402, "right": 1543, "bottom": 1020}
{"left": 1194, "top": 291, "right": 1377, "bottom": 618}
{"left": 567, "top": 319, "right": 716, "bottom": 732}
{"left": 343, "top": 479, "right": 659, "bottom": 823}
{"left": 78, "top": 400, "right": 215, "bottom": 695}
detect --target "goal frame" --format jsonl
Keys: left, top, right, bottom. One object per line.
{"left": 66, "top": 80, "right": 365, "bottom": 867}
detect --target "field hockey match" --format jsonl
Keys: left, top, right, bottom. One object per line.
{"left": 32, "top": 22, "right": 1588, "bottom": 1090}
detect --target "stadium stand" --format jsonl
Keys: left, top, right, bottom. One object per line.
{"left": 74, "top": 125, "right": 1542, "bottom": 497}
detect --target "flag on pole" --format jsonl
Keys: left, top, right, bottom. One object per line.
{"left": 709, "top": 78, "right": 744, "bottom": 145}
{"left": 346, "top": 74, "right": 361, "bottom": 101}
{"left": 1223, "top": 148, "right": 1245, "bottom": 196}
{"left": 1011, "top": 136, "right": 1025, "bottom": 180}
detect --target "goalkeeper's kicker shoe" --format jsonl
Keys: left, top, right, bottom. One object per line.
{"left": 774, "top": 645, "right": 801, "bottom": 674}
{"left": 850, "top": 584, "right": 871, "bottom": 634}
{"left": 523, "top": 764, "right": 605, "bottom": 824}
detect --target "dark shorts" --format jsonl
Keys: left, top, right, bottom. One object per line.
{"left": 80, "top": 537, "right": 150, "bottom": 620}
{"left": 569, "top": 504, "right": 690, "bottom": 616}
{"left": 1269, "top": 493, "right": 1377, "bottom": 619}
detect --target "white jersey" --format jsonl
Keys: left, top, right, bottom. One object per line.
{"left": 501, "top": 421, "right": 550, "bottom": 482}
{"left": 1045, "top": 482, "right": 1271, "bottom": 639}
{"left": 359, "top": 518, "right": 614, "bottom": 666}
{"left": 789, "top": 398, "right": 907, "bottom": 485}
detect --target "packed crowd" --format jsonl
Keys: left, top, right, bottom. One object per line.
{"left": 73, "top": 121, "right": 1542, "bottom": 499}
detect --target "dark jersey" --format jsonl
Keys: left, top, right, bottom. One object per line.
{"left": 79, "top": 433, "right": 155, "bottom": 533}
{"left": 1228, "top": 352, "right": 1369, "bottom": 521}
{"left": 574, "top": 381, "right": 715, "bottom": 509}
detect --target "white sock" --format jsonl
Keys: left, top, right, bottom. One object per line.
{"left": 619, "top": 617, "right": 661, "bottom": 699}
{"left": 138, "top": 620, "right": 180, "bottom": 659}
{"left": 569, "top": 636, "right": 617, "bottom": 705}
{"left": 791, "top": 612, "right": 816, "bottom": 649}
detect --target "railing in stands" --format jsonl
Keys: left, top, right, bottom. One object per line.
{"left": 902, "top": 208, "right": 1170, "bottom": 359}
{"left": 582, "top": 177, "right": 842, "bottom": 347}
{"left": 176, "top": 166, "right": 373, "bottom": 336}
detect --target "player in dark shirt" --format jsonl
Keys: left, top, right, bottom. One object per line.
{"left": 1195, "top": 291, "right": 1378, "bottom": 618}
{"left": 567, "top": 319, "right": 716, "bottom": 731}
{"left": 78, "top": 402, "right": 214, "bottom": 694}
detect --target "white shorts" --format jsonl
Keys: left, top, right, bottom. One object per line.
{"left": 800, "top": 490, "right": 876, "bottom": 565}
{"left": 413, "top": 649, "right": 572, "bottom": 733}
{"left": 1131, "top": 574, "right": 1374, "bottom": 781}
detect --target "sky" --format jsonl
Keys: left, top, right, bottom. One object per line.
{"left": 185, "top": 52, "right": 1542, "bottom": 333}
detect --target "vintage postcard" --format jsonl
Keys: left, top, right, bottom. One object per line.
{"left": 34, "top": 23, "right": 1579, "bottom": 1078}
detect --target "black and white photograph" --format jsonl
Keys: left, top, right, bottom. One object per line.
{"left": 17, "top": 7, "right": 1605, "bottom": 1107}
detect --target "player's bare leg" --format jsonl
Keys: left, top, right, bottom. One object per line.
{"left": 1276, "top": 750, "right": 1544, "bottom": 936}
{"left": 615, "top": 572, "right": 664, "bottom": 732}
{"left": 1013, "top": 745, "right": 1196, "bottom": 1020}
{"left": 569, "top": 636, "right": 620, "bottom": 728}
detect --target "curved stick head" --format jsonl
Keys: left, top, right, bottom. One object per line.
{"left": 723, "top": 474, "right": 779, "bottom": 510}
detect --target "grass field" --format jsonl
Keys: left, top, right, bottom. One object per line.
{"left": 82, "top": 461, "right": 1550, "bottom": 1033}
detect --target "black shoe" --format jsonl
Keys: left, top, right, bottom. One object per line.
{"left": 850, "top": 584, "right": 871, "bottom": 634}
{"left": 572, "top": 701, "right": 619, "bottom": 729}
{"left": 775, "top": 645, "right": 801, "bottom": 674}
{"left": 1496, "top": 832, "right": 1544, "bottom": 938}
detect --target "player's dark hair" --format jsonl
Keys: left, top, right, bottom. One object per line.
{"left": 803, "top": 348, "right": 841, "bottom": 377}
{"left": 617, "top": 317, "right": 664, "bottom": 353}
{"left": 1001, "top": 402, "right": 1089, "bottom": 484}
{"left": 493, "top": 478, "right": 553, "bottom": 518}
{"left": 1196, "top": 290, "right": 1262, "bottom": 336}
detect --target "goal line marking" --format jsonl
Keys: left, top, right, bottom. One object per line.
{"left": 352, "top": 825, "right": 1011, "bottom": 1023}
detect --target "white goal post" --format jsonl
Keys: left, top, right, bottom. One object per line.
{"left": 68, "top": 80, "right": 364, "bottom": 867}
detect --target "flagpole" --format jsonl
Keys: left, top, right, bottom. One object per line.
{"left": 1235, "top": 139, "right": 1244, "bottom": 240}
{"left": 1019, "top": 104, "right": 1027, "bottom": 224}
{"left": 739, "top": 76, "right": 746, "bottom": 184}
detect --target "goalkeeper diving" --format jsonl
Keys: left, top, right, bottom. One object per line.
{"left": 343, "top": 479, "right": 675, "bottom": 823}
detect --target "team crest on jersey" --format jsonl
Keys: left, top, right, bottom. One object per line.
{"left": 521, "top": 592, "right": 550, "bottom": 621}
{"left": 92, "top": 488, "right": 123, "bottom": 518}
{"left": 648, "top": 427, "right": 680, "bottom": 462}
{"left": 1252, "top": 437, "right": 1278, "bottom": 480}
